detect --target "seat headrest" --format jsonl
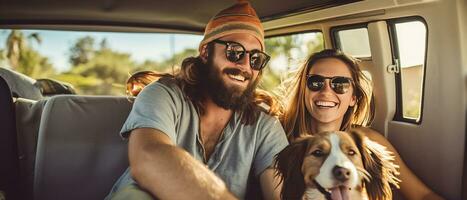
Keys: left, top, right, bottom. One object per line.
{"left": 0, "top": 67, "right": 43, "bottom": 100}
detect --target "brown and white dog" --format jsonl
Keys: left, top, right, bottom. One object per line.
{"left": 275, "top": 130, "right": 400, "bottom": 200}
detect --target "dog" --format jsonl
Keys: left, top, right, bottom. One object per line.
{"left": 274, "top": 130, "right": 400, "bottom": 200}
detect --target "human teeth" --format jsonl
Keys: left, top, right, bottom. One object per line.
{"left": 228, "top": 74, "right": 245, "bottom": 81}
{"left": 316, "top": 101, "right": 337, "bottom": 107}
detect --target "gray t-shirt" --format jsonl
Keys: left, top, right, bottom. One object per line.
{"left": 112, "top": 78, "right": 288, "bottom": 199}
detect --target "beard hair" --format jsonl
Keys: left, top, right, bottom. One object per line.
{"left": 199, "top": 55, "right": 259, "bottom": 111}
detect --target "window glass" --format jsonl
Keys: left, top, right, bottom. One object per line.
{"left": 264, "top": 32, "right": 324, "bottom": 91}
{"left": 0, "top": 29, "right": 202, "bottom": 95}
{"left": 0, "top": 30, "right": 325, "bottom": 96}
{"left": 393, "top": 20, "right": 427, "bottom": 121}
{"left": 335, "top": 28, "right": 371, "bottom": 58}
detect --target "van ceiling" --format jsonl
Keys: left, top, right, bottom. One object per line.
{"left": 0, "top": 0, "right": 360, "bottom": 33}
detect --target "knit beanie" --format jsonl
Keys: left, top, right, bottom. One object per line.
{"left": 199, "top": 0, "right": 265, "bottom": 51}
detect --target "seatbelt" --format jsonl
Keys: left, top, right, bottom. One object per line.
{"left": 0, "top": 76, "right": 22, "bottom": 200}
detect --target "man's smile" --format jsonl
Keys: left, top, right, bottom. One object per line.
{"left": 228, "top": 73, "right": 246, "bottom": 82}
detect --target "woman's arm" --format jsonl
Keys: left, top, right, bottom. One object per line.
{"left": 259, "top": 168, "right": 282, "bottom": 200}
{"left": 356, "top": 127, "right": 445, "bottom": 200}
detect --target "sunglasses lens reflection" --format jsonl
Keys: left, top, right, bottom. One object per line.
{"left": 307, "top": 75, "right": 352, "bottom": 94}
{"left": 307, "top": 75, "right": 325, "bottom": 91}
{"left": 226, "top": 50, "right": 243, "bottom": 62}
{"left": 250, "top": 51, "right": 269, "bottom": 70}
{"left": 217, "top": 40, "right": 269, "bottom": 71}
{"left": 226, "top": 43, "right": 245, "bottom": 62}
{"left": 331, "top": 77, "right": 352, "bottom": 94}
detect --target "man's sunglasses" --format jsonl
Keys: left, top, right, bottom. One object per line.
{"left": 306, "top": 75, "right": 353, "bottom": 94}
{"left": 213, "top": 39, "right": 270, "bottom": 70}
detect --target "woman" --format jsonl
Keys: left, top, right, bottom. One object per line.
{"left": 280, "top": 49, "right": 444, "bottom": 200}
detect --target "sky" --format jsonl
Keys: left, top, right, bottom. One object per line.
{"left": 0, "top": 29, "right": 203, "bottom": 72}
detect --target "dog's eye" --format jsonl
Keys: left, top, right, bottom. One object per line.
{"left": 348, "top": 150, "right": 356, "bottom": 156}
{"left": 311, "top": 150, "right": 324, "bottom": 157}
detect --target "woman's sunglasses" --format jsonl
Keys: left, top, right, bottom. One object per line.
{"left": 213, "top": 39, "right": 270, "bottom": 70}
{"left": 306, "top": 74, "right": 353, "bottom": 94}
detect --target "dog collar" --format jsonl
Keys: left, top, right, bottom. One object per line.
{"left": 313, "top": 180, "right": 332, "bottom": 200}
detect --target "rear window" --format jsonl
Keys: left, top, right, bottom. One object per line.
{"left": 0, "top": 29, "right": 325, "bottom": 96}
{"left": 0, "top": 29, "right": 202, "bottom": 96}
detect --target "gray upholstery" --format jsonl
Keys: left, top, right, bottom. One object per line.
{"left": 33, "top": 95, "right": 131, "bottom": 200}
{"left": 15, "top": 98, "right": 47, "bottom": 200}
{"left": 0, "top": 67, "right": 43, "bottom": 100}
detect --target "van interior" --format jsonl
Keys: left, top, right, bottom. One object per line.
{"left": 0, "top": 0, "right": 466, "bottom": 199}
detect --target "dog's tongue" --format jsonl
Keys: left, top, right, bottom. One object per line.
{"left": 330, "top": 186, "right": 350, "bottom": 200}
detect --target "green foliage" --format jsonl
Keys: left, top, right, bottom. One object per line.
{"left": 69, "top": 36, "right": 95, "bottom": 66}
{"left": 265, "top": 35, "right": 297, "bottom": 60}
{"left": 134, "top": 48, "right": 198, "bottom": 74}
{"left": 0, "top": 49, "right": 7, "bottom": 66}
{"left": 259, "top": 66, "right": 281, "bottom": 92}
{"left": 65, "top": 47, "right": 135, "bottom": 95}
{"left": 261, "top": 32, "right": 324, "bottom": 92}
{"left": 52, "top": 73, "right": 103, "bottom": 94}
{"left": 163, "top": 48, "right": 198, "bottom": 66}
{"left": 17, "top": 48, "right": 56, "bottom": 78}
{"left": 135, "top": 60, "right": 160, "bottom": 72}
{"left": 2, "top": 30, "right": 53, "bottom": 78}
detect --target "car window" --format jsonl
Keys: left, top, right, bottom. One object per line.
{"left": 263, "top": 31, "right": 324, "bottom": 91}
{"left": 0, "top": 29, "right": 203, "bottom": 96}
{"left": 0, "top": 29, "right": 325, "bottom": 96}
{"left": 332, "top": 26, "right": 371, "bottom": 58}
{"left": 390, "top": 19, "right": 428, "bottom": 123}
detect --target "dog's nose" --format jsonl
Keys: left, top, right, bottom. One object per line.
{"left": 332, "top": 166, "right": 350, "bottom": 182}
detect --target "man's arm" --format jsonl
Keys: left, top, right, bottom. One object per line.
{"left": 129, "top": 128, "right": 237, "bottom": 200}
{"left": 259, "top": 168, "right": 282, "bottom": 200}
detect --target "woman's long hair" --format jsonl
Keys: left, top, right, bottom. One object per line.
{"left": 280, "top": 49, "right": 374, "bottom": 141}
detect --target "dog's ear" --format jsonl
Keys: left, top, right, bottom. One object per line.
{"left": 350, "top": 129, "right": 400, "bottom": 200}
{"left": 274, "top": 138, "right": 309, "bottom": 200}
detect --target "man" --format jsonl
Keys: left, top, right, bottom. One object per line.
{"left": 106, "top": 1, "right": 288, "bottom": 199}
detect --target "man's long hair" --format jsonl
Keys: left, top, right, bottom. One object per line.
{"left": 174, "top": 42, "right": 281, "bottom": 125}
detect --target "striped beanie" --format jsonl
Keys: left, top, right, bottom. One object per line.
{"left": 199, "top": 0, "right": 265, "bottom": 51}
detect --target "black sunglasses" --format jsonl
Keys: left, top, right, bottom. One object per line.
{"left": 212, "top": 39, "right": 270, "bottom": 70}
{"left": 306, "top": 74, "right": 353, "bottom": 94}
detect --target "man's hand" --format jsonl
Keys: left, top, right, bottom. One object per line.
{"left": 129, "top": 128, "right": 237, "bottom": 200}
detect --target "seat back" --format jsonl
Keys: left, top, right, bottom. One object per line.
{"left": 15, "top": 98, "right": 47, "bottom": 200}
{"left": 0, "top": 76, "right": 22, "bottom": 200}
{"left": 33, "top": 95, "right": 131, "bottom": 200}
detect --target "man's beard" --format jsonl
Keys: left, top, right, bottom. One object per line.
{"left": 199, "top": 57, "right": 259, "bottom": 110}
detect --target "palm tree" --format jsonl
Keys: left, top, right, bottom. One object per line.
{"left": 5, "top": 30, "right": 41, "bottom": 69}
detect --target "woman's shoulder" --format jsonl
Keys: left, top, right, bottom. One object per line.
{"left": 351, "top": 126, "right": 390, "bottom": 145}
